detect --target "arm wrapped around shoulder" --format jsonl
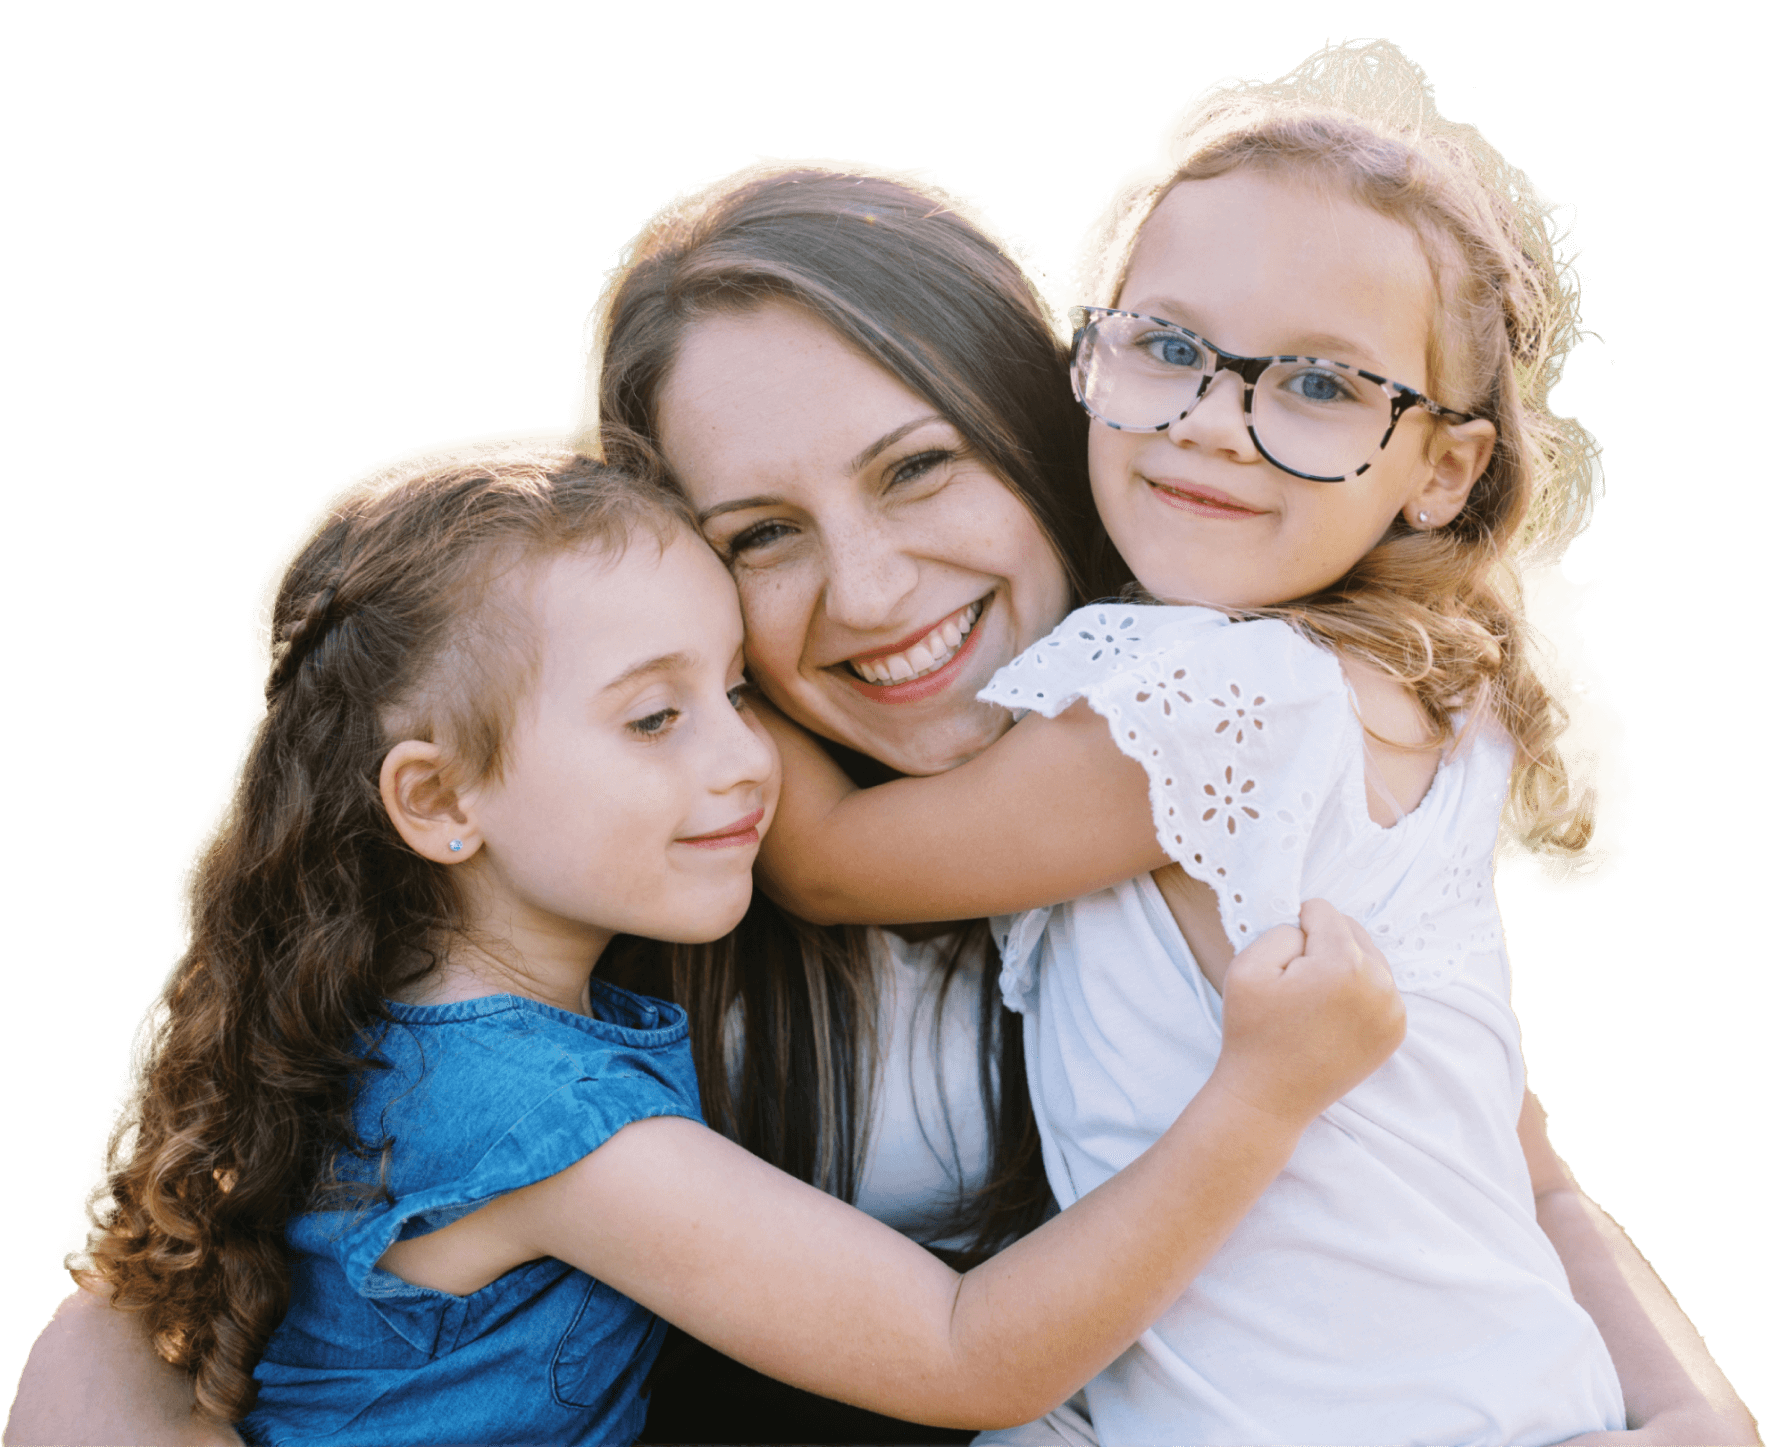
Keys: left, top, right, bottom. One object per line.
{"left": 980, "top": 604, "right": 1360, "bottom": 949}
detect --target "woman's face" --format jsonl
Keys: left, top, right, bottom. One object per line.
{"left": 656, "top": 301, "right": 1071, "bottom": 776}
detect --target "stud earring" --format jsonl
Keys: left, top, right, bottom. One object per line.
{"left": 1417, "top": 510, "right": 1429, "bottom": 524}
{"left": 448, "top": 839, "right": 463, "bottom": 853}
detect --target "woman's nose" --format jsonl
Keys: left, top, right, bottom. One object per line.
{"left": 1166, "top": 374, "right": 1258, "bottom": 461}
{"left": 819, "top": 512, "right": 921, "bottom": 631}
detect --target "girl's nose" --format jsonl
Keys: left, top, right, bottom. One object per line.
{"left": 709, "top": 690, "right": 780, "bottom": 796}
{"left": 1165, "top": 374, "right": 1258, "bottom": 462}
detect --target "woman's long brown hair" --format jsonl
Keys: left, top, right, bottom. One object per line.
{"left": 590, "top": 168, "right": 1119, "bottom": 1253}
{"left": 74, "top": 450, "right": 693, "bottom": 1420}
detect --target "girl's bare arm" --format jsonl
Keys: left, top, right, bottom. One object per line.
{"left": 1521, "top": 1095, "right": 1760, "bottom": 1446}
{"left": 757, "top": 699, "right": 1169, "bottom": 926}
{"left": 5, "top": 1288, "right": 243, "bottom": 1447}
{"left": 383, "top": 904, "right": 1405, "bottom": 1430}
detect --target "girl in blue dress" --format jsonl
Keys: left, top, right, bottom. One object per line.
{"left": 73, "top": 447, "right": 1403, "bottom": 1444}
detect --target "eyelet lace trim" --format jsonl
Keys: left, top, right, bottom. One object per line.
{"left": 981, "top": 605, "right": 1508, "bottom": 1004}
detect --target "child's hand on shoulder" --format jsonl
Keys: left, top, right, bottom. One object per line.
{"left": 1211, "top": 898, "right": 1405, "bottom": 1130}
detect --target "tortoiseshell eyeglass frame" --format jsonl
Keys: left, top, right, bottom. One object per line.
{"left": 1069, "top": 306, "right": 1476, "bottom": 483}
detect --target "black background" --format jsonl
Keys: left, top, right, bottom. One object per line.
{"left": 20, "top": 28, "right": 1747, "bottom": 1415}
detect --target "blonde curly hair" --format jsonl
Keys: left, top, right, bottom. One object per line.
{"left": 1093, "top": 41, "right": 1597, "bottom": 853}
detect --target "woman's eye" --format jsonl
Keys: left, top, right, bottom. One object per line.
{"left": 885, "top": 449, "right": 954, "bottom": 489}
{"left": 726, "top": 519, "right": 796, "bottom": 556}
{"left": 726, "top": 680, "right": 752, "bottom": 710}
{"left": 626, "top": 707, "right": 679, "bottom": 739}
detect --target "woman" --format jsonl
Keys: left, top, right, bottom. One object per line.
{"left": 8, "top": 166, "right": 1755, "bottom": 1446}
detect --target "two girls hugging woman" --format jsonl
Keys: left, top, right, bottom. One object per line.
{"left": 8, "top": 43, "right": 1758, "bottom": 1447}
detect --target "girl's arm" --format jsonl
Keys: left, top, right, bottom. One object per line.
{"left": 4, "top": 1288, "right": 244, "bottom": 1447}
{"left": 382, "top": 902, "right": 1405, "bottom": 1430}
{"left": 758, "top": 699, "right": 1168, "bottom": 926}
{"left": 1520, "top": 1095, "right": 1761, "bottom": 1446}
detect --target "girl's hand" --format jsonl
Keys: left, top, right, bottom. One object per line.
{"left": 1210, "top": 898, "right": 1406, "bottom": 1129}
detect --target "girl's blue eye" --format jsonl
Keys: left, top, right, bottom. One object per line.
{"left": 1142, "top": 332, "right": 1203, "bottom": 369}
{"left": 726, "top": 681, "right": 751, "bottom": 710}
{"left": 1289, "top": 368, "right": 1353, "bottom": 404}
{"left": 627, "top": 707, "right": 678, "bottom": 738}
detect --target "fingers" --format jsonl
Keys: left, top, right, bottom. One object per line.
{"left": 1231, "top": 923, "right": 1305, "bottom": 980}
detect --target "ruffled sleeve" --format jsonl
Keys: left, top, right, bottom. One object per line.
{"left": 979, "top": 603, "right": 1363, "bottom": 952}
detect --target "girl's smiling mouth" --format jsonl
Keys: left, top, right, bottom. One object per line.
{"left": 1144, "top": 477, "right": 1266, "bottom": 518}
{"left": 678, "top": 807, "right": 767, "bottom": 849}
{"left": 838, "top": 596, "right": 989, "bottom": 704}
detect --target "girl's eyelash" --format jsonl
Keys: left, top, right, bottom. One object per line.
{"left": 626, "top": 707, "right": 679, "bottom": 739}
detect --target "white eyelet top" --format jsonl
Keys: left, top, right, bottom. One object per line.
{"left": 978, "top": 604, "right": 1623, "bottom": 1446}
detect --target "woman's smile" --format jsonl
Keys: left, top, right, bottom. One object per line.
{"left": 840, "top": 596, "right": 986, "bottom": 695}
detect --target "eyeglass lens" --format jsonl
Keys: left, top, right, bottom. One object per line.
{"left": 1076, "top": 313, "right": 1396, "bottom": 479}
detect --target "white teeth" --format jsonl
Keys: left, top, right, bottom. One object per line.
{"left": 849, "top": 600, "right": 984, "bottom": 687}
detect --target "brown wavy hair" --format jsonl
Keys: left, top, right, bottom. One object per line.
{"left": 73, "top": 448, "right": 694, "bottom": 1421}
{"left": 1092, "top": 42, "right": 1598, "bottom": 853}
{"left": 588, "top": 167, "right": 1112, "bottom": 1251}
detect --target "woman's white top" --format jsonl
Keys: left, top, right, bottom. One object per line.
{"left": 725, "top": 929, "right": 992, "bottom": 1245}
{"left": 978, "top": 604, "right": 1624, "bottom": 1447}
{"left": 851, "top": 929, "right": 992, "bottom": 1247}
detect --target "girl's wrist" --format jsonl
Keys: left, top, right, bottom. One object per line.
{"left": 1183, "top": 1073, "right": 1314, "bottom": 1159}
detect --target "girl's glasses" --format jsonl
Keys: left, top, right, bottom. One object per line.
{"left": 1069, "top": 307, "right": 1475, "bottom": 483}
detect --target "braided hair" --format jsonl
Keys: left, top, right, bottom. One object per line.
{"left": 75, "top": 447, "right": 693, "bottom": 1420}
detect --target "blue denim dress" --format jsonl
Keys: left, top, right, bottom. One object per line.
{"left": 241, "top": 982, "right": 701, "bottom": 1446}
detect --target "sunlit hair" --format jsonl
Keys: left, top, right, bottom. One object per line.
{"left": 74, "top": 448, "right": 694, "bottom": 1421}
{"left": 1093, "top": 41, "right": 1597, "bottom": 853}
{"left": 589, "top": 167, "right": 1083, "bottom": 1254}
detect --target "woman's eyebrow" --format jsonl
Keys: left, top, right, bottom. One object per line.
{"left": 699, "top": 495, "right": 784, "bottom": 524}
{"left": 846, "top": 413, "right": 945, "bottom": 476}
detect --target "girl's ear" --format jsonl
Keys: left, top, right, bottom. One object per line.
{"left": 380, "top": 740, "right": 479, "bottom": 863}
{"left": 1407, "top": 417, "right": 1497, "bottom": 529}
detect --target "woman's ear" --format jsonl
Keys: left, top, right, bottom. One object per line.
{"left": 1406, "top": 417, "right": 1497, "bottom": 529}
{"left": 379, "top": 740, "right": 478, "bottom": 862}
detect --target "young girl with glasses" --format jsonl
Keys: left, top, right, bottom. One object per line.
{"left": 67, "top": 449, "right": 1402, "bottom": 1444}
{"left": 759, "top": 43, "right": 1628, "bottom": 1445}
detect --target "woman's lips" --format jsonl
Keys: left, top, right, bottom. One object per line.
{"left": 1144, "top": 477, "right": 1265, "bottom": 518}
{"left": 839, "top": 596, "right": 990, "bottom": 706}
{"left": 677, "top": 807, "right": 766, "bottom": 850}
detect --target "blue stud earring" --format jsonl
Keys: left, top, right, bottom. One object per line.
{"left": 448, "top": 839, "right": 463, "bottom": 853}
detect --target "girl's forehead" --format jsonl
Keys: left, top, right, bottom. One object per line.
{"left": 1121, "top": 169, "right": 1434, "bottom": 374}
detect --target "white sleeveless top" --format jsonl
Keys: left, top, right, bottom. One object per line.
{"left": 979, "top": 604, "right": 1624, "bottom": 1447}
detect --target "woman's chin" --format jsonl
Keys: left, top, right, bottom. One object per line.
{"left": 823, "top": 698, "right": 1014, "bottom": 778}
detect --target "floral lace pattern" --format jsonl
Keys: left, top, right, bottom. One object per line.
{"left": 981, "top": 604, "right": 1511, "bottom": 1001}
